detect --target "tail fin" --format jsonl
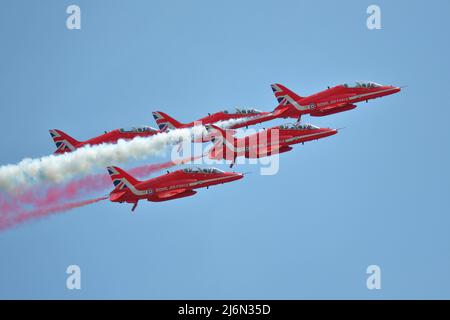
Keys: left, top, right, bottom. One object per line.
{"left": 49, "top": 129, "right": 81, "bottom": 154}
{"left": 271, "top": 83, "right": 304, "bottom": 106}
{"left": 204, "top": 124, "right": 236, "bottom": 144}
{"left": 152, "top": 111, "right": 184, "bottom": 131}
{"left": 205, "top": 125, "right": 238, "bottom": 161}
{"left": 106, "top": 166, "right": 141, "bottom": 191}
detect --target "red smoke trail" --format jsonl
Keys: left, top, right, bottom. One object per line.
{"left": 0, "top": 193, "right": 20, "bottom": 212}
{"left": 0, "top": 155, "right": 203, "bottom": 230}
{"left": 10, "top": 159, "right": 184, "bottom": 208}
{"left": 14, "top": 173, "right": 110, "bottom": 207}
{"left": 0, "top": 196, "right": 107, "bottom": 231}
{"left": 129, "top": 160, "right": 178, "bottom": 177}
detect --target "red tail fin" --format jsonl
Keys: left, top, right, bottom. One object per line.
{"left": 204, "top": 124, "right": 236, "bottom": 145}
{"left": 49, "top": 129, "right": 81, "bottom": 154}
{"left": 106, "top": 166, "right": 141, "bottom": 191}
{"left": 205, "top": 125, "right": 239, "bottom": 161}
{"left": 152, "top": 111, "right": 184, "bottom": 131}
{"left": 271, "top": 83, "right": 304, "bottom": 105}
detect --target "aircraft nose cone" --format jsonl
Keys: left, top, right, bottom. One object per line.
{"left": 233, "top": 173, "right": 244, "bottom": 180}
{"left": 227, "top": 172, "right": 244, "bottom": 181}
{"left": 388, "top": 85, "right": 401, "bottom": 93}
{"left": 323, "top": 128, "right": 338, "bottom": 136}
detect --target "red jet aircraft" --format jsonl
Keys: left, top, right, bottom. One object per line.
{"left": 107, "top": 166, "right": 243, "bottom": 211}
{"left": 50, "top": 126, "right": 159, "bottom": 154}
{"left": 153, "top": 80, "right": 399, "bottom": 134}
{"left": 153, "top": 107, "right": 307, "bottom": 142}
{"left": 271, "top": 81, "right": 401, "bottom": 120}
{"left": 153, "top": 109, "right": 281, "bottom": 142}
{"left": 152, "top": 108, "right": 271, "bottom": 131}
{"left": 206, "top": 123, "right": 337, "bottom": 167}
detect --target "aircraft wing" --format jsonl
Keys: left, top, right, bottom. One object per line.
{"left": 320, "top": 102, "right": 356, "bottom": 112}
{"left": 155, "top": 188, "right": 191, "bottom": 199}
{"left": 262, "top": 144, "right": 283, "bottom": 154}
{"left": 157, "top": 179, "right": 197, "bottom": 188}
{"left": 247, "top": 144, "right": 285, "bottom": 158}
{"left": 272, "top": 106, "right": 290, "bottom": 116}
{"left": 109, "top": 191, "right": 127, "bottom": 202}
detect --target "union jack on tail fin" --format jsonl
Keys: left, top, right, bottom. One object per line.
{"left": 152, "top": 111, "right": 184, "bottom": 131}
{"left": 204, "top": 125, "right": 236, "bottom": 145}
{"left": 106, "top": 166, "right": 140, "bottom": 191}
{"left": 271, "top": 83, "right": 304, "bottom": 106}
{"left": 49, "top": 129, "right": 81, "bottom": 154}
{"left": 204, "top": 124, "right": 238, "bottom": 164}
{"left": 106, "top": 166, "right": 147, "bottom": 212}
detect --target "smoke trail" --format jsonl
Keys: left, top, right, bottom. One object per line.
{"left": 0, "top": 193, "right": 19, "bottom": 212}
{"left": 0, "top": 117, "right": 249, "bottom": 193}
{"left": 11, "top": 173, "right": 110, "bottom": 208}
{"left": 0, "top": 115, "right": 255, "bottom": 231}
{"left": 0, "top": 161, "right": 182, "bottom": 230}
{"left": 0, "top": 128, "right": 193, "bottom": 192}
{"left": 0, "top": 155, "right": 205, "bottom": 231}
{"left": 2, "top": 154, "right": 203, "bottom": 211}
{"left": 7, "top": 162, "right": 161, "bottom": 208}
{"left": 215, "top": 117, "right": 253, "bottom": 128}
{"left": 11, "top": 160, "right": 182, "bottom": 208}
{"left": 0, "top": 196, "right": 107, "bottom": 231}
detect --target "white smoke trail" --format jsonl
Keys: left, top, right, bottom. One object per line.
{"left": 187, "top": 117, "right": 252, "bottom": 141}
{"left": 0, "top": 117, "right": 253, "bottom": 193}
{"left": 216, "top": 116, "right": 254, "bottom": 128}
{"left": 0, "top": 128, "right": 193, "bottom": 192}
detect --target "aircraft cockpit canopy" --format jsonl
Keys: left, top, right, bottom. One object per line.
{"left": 182, "top": 167, "right": 225, "bottom": 174}
{"left": 279, "top": 123, "right": 319, "bottom": 130}
{"left": 343, "top": 81, "right": 382, "bottom": 88}
{"left": 119, "top": 126, "right": 158, "bottom": 133}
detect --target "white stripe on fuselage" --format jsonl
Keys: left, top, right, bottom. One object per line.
{"left": 123, "top": 176, "right": 232, "bottom": 197}
{"left": 155, "top": 176, "right": 230, "bottom": 192}
{"left": 283, "top": 95, "right": 309, "bottom": 111}
{"left": 118, "top": 179, "right": 151, "bottom": 196}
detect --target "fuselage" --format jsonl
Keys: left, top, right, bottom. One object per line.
{"left": 53, "top": 127, "right": 159, "bottom": 154}
{"left": 84, "top": 129, "right": 157, "bottom": 145}
{"left": 188, "top": 110, "right": 275, "bottom": 142}
{"left": 304, "top": 84, "right": 399, "bottom": 110}
{"left": 209, "top": 124, "right": 337, "bottom": 160}
{"left": 274, "top": 82, "right": 401, "bottom": 118}
{"left": 110, "top": 169, "right": 242, "bottom": 203}
{"left": 181, "top": 110, "right": 272, "bottom": 129}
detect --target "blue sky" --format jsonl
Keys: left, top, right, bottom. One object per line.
{"left": 0, "top": 0, "right": 450, "bottom": 299}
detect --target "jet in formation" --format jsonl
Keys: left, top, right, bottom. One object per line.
{"left": 153, "top": 81, "right": 400, "bottom": 132}
{"left": 271, "top": 81, "right": 401, "bottom": 120}
{"left": 107, "top": 165, "right": 243, "bottom": 211}
{"left": 49, "top": 126, "right": 159, "bottom": 154}
{"left": 205, "top": 123, "right": 337, "bottom": 167}
{"left": 48, "top": 80, "right": 400, "bottom": 211}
